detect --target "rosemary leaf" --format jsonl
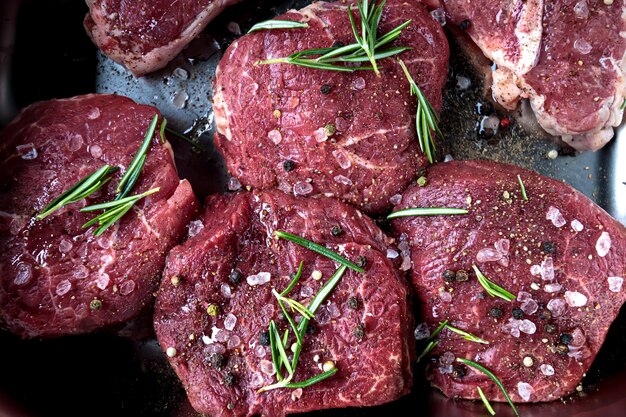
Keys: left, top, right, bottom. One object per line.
{"left": 284, "top": 368, "right": 338, "bottom": 388}
{"left": 416, "top": 339, "right": 438, "bottom": 363}
{"left": 36, "top": 165, "right": 118, "bottom": 220}
{"left": 273, "top": 289, "right": 314, "bottom": 319}
{"left": 517, "top": 175, "right": 528, "bottom": 201}
{"left": 268, "top": 321, "right": 283, "bottom": 382}
{"left": 116, "top": 114, "right": 159, "bottom": 199}
{"left": 477, "top": 386, "right": 496, "bottom": 416}
{"left": 280, "top": 261, "right": 304, "bottom": 297}
{"left": 159, "top": 118, "right": 167, "bottom": 144}
{"left": 472, "top": 265, "right": 516, "bottom": 302}
{"left": 248, "top": 19, "right": 309, "bottom": 33}
{"left": 271, "top": 321, "right": 294, "bottom": 376}
{"left": 274, "top": 231, "right": 365, "bottom": 273}
{"left": 444, "top": 323, "right": 489, "bottom": 344}
{"left": 387, "top": 207, "right": 469, "bottom": 219}
{"left": 398, "top": 59, "right": 442, "bottom": 163}
{"left": 456, "top": 358, "right": 520, "bottom": 417}
{"left": 164, "top": 127, "right": 204, "bottom": 150}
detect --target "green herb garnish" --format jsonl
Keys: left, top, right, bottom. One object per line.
{"left": 257, "top": 0, "right": 411, "bottom": 74}
{"left": 517, "top": 175, "right": 528, "bottom": 201}
{"left": 456, "top": 358, "right": 520, "bottom": 417}
{"left": 417, "top": 339, "right": 438, "bottom": 363}
{"left": 274, "top": 230, "right": 365, "bottom": 273}
{"left": 36, "top": 165, "right": 118, "bottom": 220}
{"left": 443, "top": 323, "right": 489, "bottom": 344}
{"left": 398, "top": 59, "right": 442, "bottom": 163}
{"left": 116, "top": 114, "right": 159, "bottom": 200}
{"left": 621, "top": 98, "right": 626, "bottom": 111}
{"left": 259, "top": 265, "right": 348, "bottom": 392}
{"left": 472, "top": 265, "right": 516, "bottom": 302}
{"left": 387, "top": 207, "right": 468, "bottom": 219}
{"left": 248, "top": 19, "right": 309, "bottom": 33}
{"left": 159, "top": 117, "right": 167, "bottom": 144}
{"left": 477, "top": 386, "right": 496, "bottom": 416}
{"left": 81, "top": 188, "right": 160, "bottom": 236}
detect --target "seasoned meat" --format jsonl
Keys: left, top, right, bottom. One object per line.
{"left": 154, "top": 190, "right": 413, "bottom": 416}
{"left": 0, "top": 94, "right": 198, "bottom": 338}
{"left": 391, "top": 160, "right": 626, "bottom": 402}
{"left": 213, "top": 0, "right": 449, "bottom": 214}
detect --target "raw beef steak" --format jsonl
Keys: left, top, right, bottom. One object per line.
{"left": 425, "top": 0, "right": 626, "bottom": 151}
{"left": 391, "top": 160, "right": 625, "bottom": 402}
{"left": 84, "top": 0, "right": 240, "bottom": 76}
{"left": 213, "top": 0, "right": 449, "bottom": 214}
{"left": 0, "top": 94, "right": 198, "bottom": 338}
{"left": 154, "top": 190, "right": 413, "bottom": 416}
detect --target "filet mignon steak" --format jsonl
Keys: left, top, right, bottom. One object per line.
{"left": 426, "top": 0, "right": 626, "bottom": 151}
{"left": 84, "top": 0, "right": 240, "bottom": 76}
{"left": 154, "top": 190, "right": 413, "bottom": 416}
{"left": 213, "top": 0, "right": 449, "bottom": 214}
{"left": 391, "top": 160, "right": 625, "bottom": 403}
{"left": 0, "top": 94, "right": 198, "bottom": 338}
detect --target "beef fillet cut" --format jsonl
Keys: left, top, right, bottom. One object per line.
{"left": 425, "top": 0, "right": 626, "bottom": 151}
{"left": 213, "top": 0, "right": 449, "bottom": 214}
{"left": 84, "top": 0, "right": 240, "bottom": 76}
{"left": 154, "top": 190, "right": 413, "bottom": 416}
{"left": 0, "top": 94, "right": 198, "bottom": 338}
{"left": 392, "top": 160, "right": 625, "bottom": 403}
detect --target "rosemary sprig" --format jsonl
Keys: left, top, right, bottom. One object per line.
{"left": 257, "top": 0, "right": 411, "bottom": 73}
{"left": 443, "top": 323, "right": 489, "bottom": 344}
{"left": 477, "top": 386, "right": 496, "bottom": 416}
{"left": 428, "top": 320, "right": 447, "bottom": 341}
{"left": 259, "top": 265, "right": 348, "bottom": 392}
{"left": 272, "top": 289, "right": 314, "bottom": 320}
{"left": 116, "top": 114, "right": 159, "bottom": 200}
{"left": 621, "top": 98, "right": 626, "bottom": 111}
{"left": 81, "top": 188, "right": 160, "bottom": 236}
{"left": 398, "top": 59, "right": 442, "bottom": 163}
{"left": 456, "top": 358, "right": 520, "bottom": 417}
{"left": 416, "top": 340, "right": 438, "bottom": 363}
{"left": 517, "top": 175, "right": 528, "bottom": 201}
{"left": 387, "top": 207, "right": 468, "bottom": 219}
{"left": 36, "top": 165, "right": 118, "bottom": 220}
{"left": 159, "top": 117, "right": 167, "bottom": 143}
{"left": 274, "top": 230, "right": 365, "bottom": 273}
{"left": 248, "top": 19, "right": 309, "bottom": 33}
{"left": 472, "top": 265, "right": 516, "bottom": 302}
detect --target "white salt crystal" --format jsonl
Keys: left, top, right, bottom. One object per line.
{"left": 334, "top": 175, "right": 353, "bottom": 186}
{"left": 221, "top": 283, "right": 232, "bottom": 298}
{"left": 571, "top": 219, "right": 584, "bottom": 232}
{"left": 293, "top": 181, "right": 313, "bottom": 196}
{"left": 517, "top": 291, "right": 532, "bottom": 302}
{"left": 73, "top": 265, "right": 89, "bottom": 279}
{"left": 564, "top": 291, "right": 588, "bottom": 307}
{"left": 574, "top": 39, "right": 592, "bottom": 54}
{"left": 389, "top": 194, "right": 402, "bottom": 205}
{"left": 227, "top": 335, "right": 241, "bottom": 349}
{"left": 530, "top": 265, "right": 542, "bottom": 276}
{"left": 547, "top": 298, "right": 566, "bottom": 317}
{"left": 596, "top": 232, "right": 611, "bottom": 257}
{"left": 55, "top": 279, "right": 72, "bottom": 296}
{"left": 59, "top": 238, "right": 73, "bottom": 253}
{"left": 519, "top": 319, "right": 537, "bottom": 334}
{"left": 247, "top": 272, "right": 271, "bottom": 286}
{"left": 544, "top": 283, "right": 562, "bottom": 293}
{"left": 430, "top": 8, "right": 446, "bottom": 25}
{"left": 352, "top": 77, "right": 366, "bottom": 90}
{"left": 386, "top": 249, "right": 399, "bottom": 259}
{"left": 16, "top": 143, "right": 38, "bottom": 160}
{"left": 228, "top": 177, "right": 242, "bottom": 191}
{"left": 414, "top": 323, "right": 430, "bottom": 340}
{"left": 521, "top": 299, "right": 539, "bottom": 315}
{"left": 332, "top": 150, "right": 351, "bottom": 169}
{"left": 96, "top": 273, "right": 110, "bottom": 290}
{"left": 119, "top": 280, "right": 135, "bottom": 295}
{"left": 517, "top": 382, "right": 533, "bottom": 401}
{"left": 260, "top": 359, "right": 276, "bottom": 375}
{"left": 540, "top": 257, "right": 555, "bottom": 281}
{"left": 546, "top": 206, "right": 567, "bottom": 227}
{"left": 540, "top": 364, "right": 555, "bottom": 376}
{"left": 188, "top": 220, "right": 204, "bottom": 238}
{"left": 608, "top": 276, "right": 623, "bottom": 293}
{"left": 268, "top": 129, "right": 282, "bottom": 144}
{"left": 476, "top": 247, "right": 502, "bottom": 263}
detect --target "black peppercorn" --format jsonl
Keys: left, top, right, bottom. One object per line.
{"left": 451, "top": 365, "right": 466, "bottom": 378}
{"left": 306, "top": 324, "right": 316, "bottom": 335}
{"left": 442, "top": 269, "right": 456, "bottom": 283}
{"left": 459, "top": 19, "right": 471, "bottom": 30}
{"left": 320, "top": 84, "right": 332, "bottom": 95}
{"left": 542, "top": 241, "right": 556, "bottom": 254}
{"left": 545, "top": 324, "right": 557, "bottom": 334}
{"left": 331, "top": 225, "right": 344, "bottom": 236}
{"left": 489, "top": 307, "right": 503, "bottom": 319}
{"left": 456, "top": 269, "right": 469, "bottom": 282}
{"left": 560, "top": 333, "right": 573, "bottom": 345}
{"left": 283, "top": 159, "right": 296, "bottom": 172}
{"left": 512, "top": 307, "right": 524, "bottom": 319}
{"left": 223, "top": 372, "right": 236, "bottom": 386}
{"left": 209, "top": 353, "right": 227, "bottom": 369}
{"left": 347, "top": 296, "right": 361, "bottom": 309}
{"left": 354, "top": 324, "right": 366, "bottom": 339}
{"left": 540, "top": 309, "right": 552, "bottom": 320}
{"left": 259, "top": 330, "right": 270, "bottom": 346}
{"left": 355, "top": 255, "right": 367, "bottom": 268}
{"left": 229, "top": 269, "right": 242, "bottom": 285}
{"left": 555, "top": 343, "right": 569, "bottom": 355}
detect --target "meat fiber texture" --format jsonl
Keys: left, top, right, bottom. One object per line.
{"left": 154, "top": 190, "right": 413, "bottom": 416}
{"left": 84, "top": 0, "right": 240, "bottom": 76}
{"left": 0, "top": 94, "right": 198, "bottom": 338}
{"left": 425, "top": 0, "right": 626, "bottom": 151}
{"left": 391, "top": 160, "right": 626, "bottom": 403}
{"left": 213, "top": 0, "right": 449, "bottom": 215}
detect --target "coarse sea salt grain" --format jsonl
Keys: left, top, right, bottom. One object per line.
{"left": 546, "top": 206, "right": 567, "bottom": 227}
{"left": 268, "top": 129, "right": 282, "bottom": 144}
{"left": 224, "top": 313, "right": 237, "bottom": 331}
{"left": 293, "top": 181, "right": 313, "bottom": 196}
{"left": 517, "top": 382, "right": 533, "bottom": 402}
{"left": 596, "top": 232, "right": 611, "bottom": 257}
{"left": 540, "top": 364, "right": 555, "bottom": 376}
{"left": 55, "top": 279, "right": 72, "bottom": 296}
{"left": 387, "top": 249, "right": 399, "bottom": 259}
{"left": 519, "top": 319, "right": 537, "bottom": 334}
{"left": 608, "top": 276, "right": 623, "bottom": 293}
{"left": 540, "top": 257, "right": 555, "bottom": 281}
{"left": 544, "top": 282, "right": 562, "bottom": 293}
{"left": 547, "top": 298, "right": 566, "bottom": 317}
{"left": 571, "top": 219, "right": 584, "bottom": 232}
{"left": 247, "top": 272, "right": 271, "bottom": 286}
{"left": 414, "top": 323, "right": 430, "bottom": 340}
{"left": 565, "top": 291, "right": 588, "bottom": 307}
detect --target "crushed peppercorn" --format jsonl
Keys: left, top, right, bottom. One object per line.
{"left": 209, "top": 353, "right": 227, "bottom": 369}
{"left": 459, "top": 19, "right": 471, "bottom": 30}
{"left": 354, "top": 323, "right": 366, "bottom": 339}
{"left": 442, "top": 269, "right": 456, "bottom": 283}
{"left": 355, "top": 255, "right": 367, "bottom": 268}
{"left": 283, "top": 160, "right": 296, "bottom": 172}
{"left": 347, "top": 296, "right": 361, "bottom": 309}
{"left": 560, "top": 333, "right": 573, "bottom": 345}
{"left": 540, "top": 309, "right": 552, "bottom": 320}
{"left": 489, "top": 307, "right": 503, "bottom": 319}
{"left": 259, "top": 330, "right": 270, "bottom": 346}
{"left": 545, "top": 324, "right": 557, "bottom": 334}
{"left": 555, "top": 343, "right": 569, "bottom": 355}
{"left": 320, "top": 84, "right": 332, "bottom": 95}
{"left": 331, "top": 225, "right": 344, "bottom": 236}
{"left": 223, "top": 372, "right": 236, "bottom": 386}
{"left": 512, "top": 307, "right": 524, "bottom": 319}
{"left": 306, "top": 324, "right": 316, "bottom": 335}
{"left": 229, "top": 269, "right": 242, "bottom": 285}
{"left": 455, "top": 269, "right": 469, "bottom": 282}
{"left": 542, "top": 242, "right": 556, "bottom": 254}
{"left": 452, "top": 365, "right": 466, "bottom": 378}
